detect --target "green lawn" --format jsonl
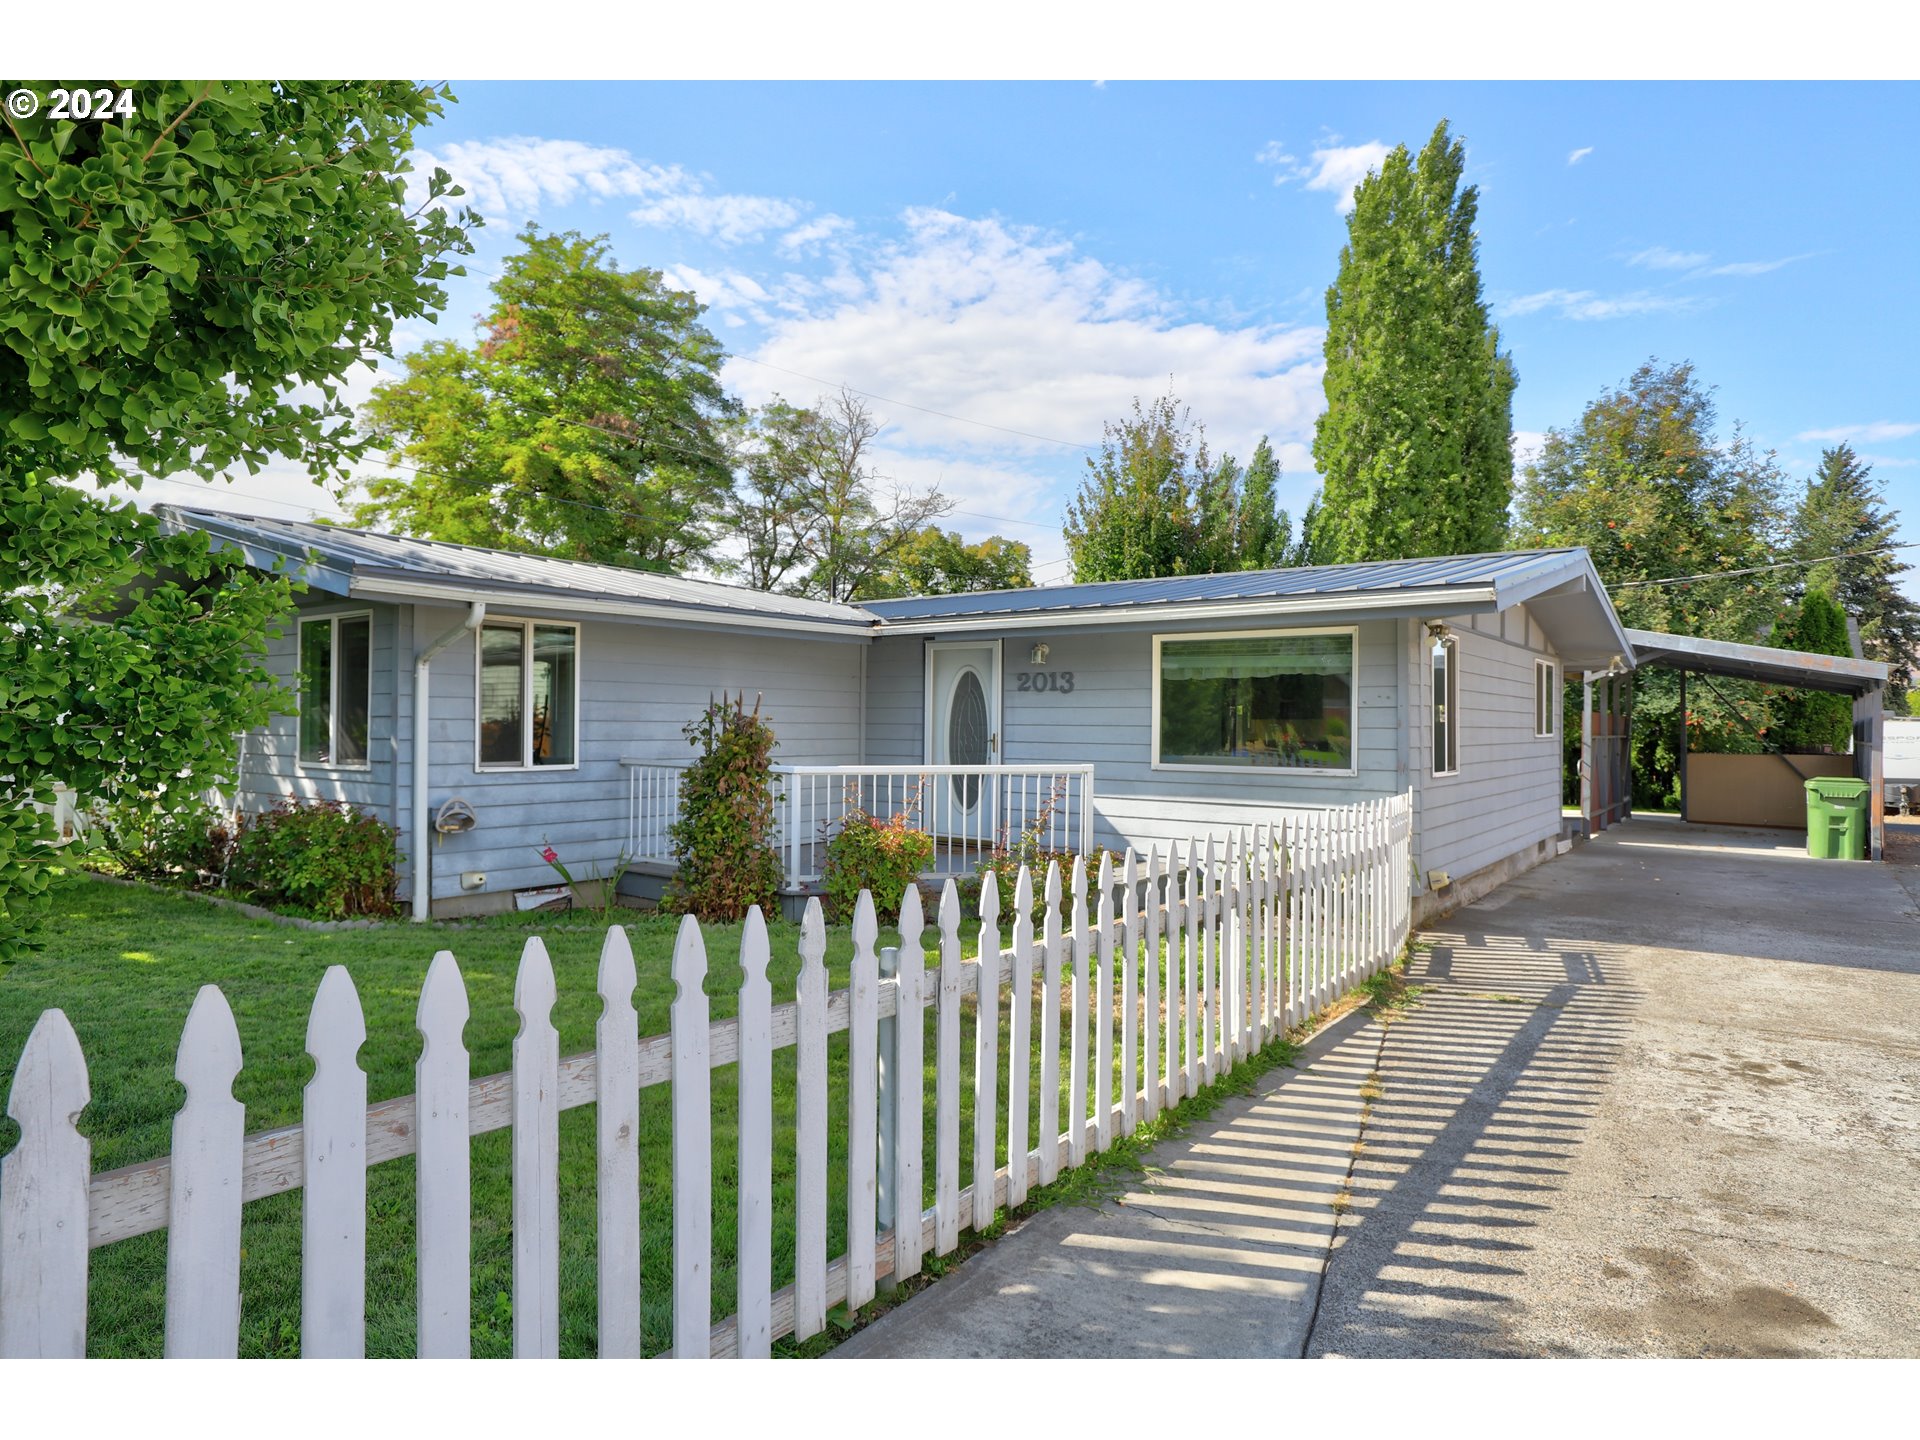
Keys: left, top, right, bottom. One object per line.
{"left": 0, "top": 874, "right": 1291, "bottom": 1357}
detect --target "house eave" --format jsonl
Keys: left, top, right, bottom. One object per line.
{"left": 868, "top": 586, "right": 1504, "bottom": 636}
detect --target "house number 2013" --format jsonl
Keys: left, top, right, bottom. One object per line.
{"left": 1016, "top": 670, "right": 1075, "bottom": 694}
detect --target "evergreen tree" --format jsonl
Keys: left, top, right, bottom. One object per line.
{"left": 1769, "top": 589, "right": 1855, "bottom": 752}
{"left": 1310, "top": 120, "right": 1517, "bottom": 563}
{"left": 1790, "top": 444, "right": 1920, "bottom": 707}
{"left": 1064, "top": 396, "right": 1294, "bottom": 580}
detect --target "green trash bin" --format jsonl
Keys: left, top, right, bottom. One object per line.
{"left": 1804, "top": 777, "right": 1869, "bottom": 860}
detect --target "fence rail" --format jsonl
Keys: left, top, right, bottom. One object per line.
{"left": 0, "top": 793, "right": 1411, "bottom": 1359}
{"left": 624, "top": 760, "right": 1097, "bottom": 892}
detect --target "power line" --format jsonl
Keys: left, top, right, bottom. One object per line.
{"left": 1611, "top": 539, "right": 1920, "bottom": 590}
{"left": 724, "top": 356, "right": 1098, "bottom": 453}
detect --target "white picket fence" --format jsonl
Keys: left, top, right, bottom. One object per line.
{"left": 0, "top": 793, "right": 1412, "bottom": 1359}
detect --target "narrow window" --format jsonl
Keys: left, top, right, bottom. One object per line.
{"left": 478, "top": 620, "right": 579, "bottom": 768}
{"left": 299, "top": 613, "right": 371, "bottom": 767}
{"left": 1535, "top": 660, "right": 1557, "bottom": 738}
{"left": 1432, "top": 635, "right": 1458, "bottom": 775}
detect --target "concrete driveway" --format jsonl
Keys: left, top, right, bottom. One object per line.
{"left": 837, "top": 815, "right": 1920, "bottom": 1358}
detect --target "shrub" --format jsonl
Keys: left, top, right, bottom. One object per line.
{"left": 665, "top": 693, "right": 784, "bottom": 922}
{"left": 88, "top": 797, "right": 236, "bottom": 883}
{"left": 230, "top": 798, "right": 400, "bottom": 919}
{"left": 822, "top": 791, "right": 934, "bottom": 924}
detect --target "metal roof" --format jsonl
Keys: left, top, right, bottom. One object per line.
{"left": 1626, "top": 629, "right": 1889, "bottom": 697}
{"left": 862, "top": 549, "right": 1586, "bottom": 623}
{"left": 153, "top": 508, "right": 880, "bottom": 634}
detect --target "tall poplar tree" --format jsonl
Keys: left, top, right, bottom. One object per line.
{"left": 1309, "top": 120, "right": 1517, "bottom": 563}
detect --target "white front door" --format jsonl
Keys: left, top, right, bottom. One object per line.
{"left": 927, "top": 642, "right": 1000, "bottom": 836}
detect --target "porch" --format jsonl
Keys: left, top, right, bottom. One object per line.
{"left": 621, "top": 760, "right": 1097, "bottom": 899}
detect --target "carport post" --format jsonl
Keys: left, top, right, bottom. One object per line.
{"left": 1854, "top": 687, "right": 1885, "bottom": 861}
{"left": 1678, "top": 669, "right": 1689, "bottom": 823}
{"left": 1580, "top": 672, "right": 1594, "bottom": 837}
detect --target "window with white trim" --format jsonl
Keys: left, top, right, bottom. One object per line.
{"left": 1154, "top": 628, "right": 1356, "bottom": 772}
{"left": 298, "top": 612, "right": 372, "bottom": 768}
{"left": 1432, "top": 634, "right": 1459, "bottom": 775}
{"left": 1535, "top": 659, "right": 1557, "bottom": 737}
{"left": 477, "top": 620, "right": 579, "bottom": 769}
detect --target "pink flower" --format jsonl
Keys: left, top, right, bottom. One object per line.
{"left": 540, "top": 845, "right": 559, "bottom": 864}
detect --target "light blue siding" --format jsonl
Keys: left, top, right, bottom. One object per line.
{"left": 411, "top": 603, "right": 865, "bottom": 904}
{"left": 1410, "top": 604, "right": 1564, "bottom": 883}
{"left": 236, "top": 595, "right": 402, "bottom": 821}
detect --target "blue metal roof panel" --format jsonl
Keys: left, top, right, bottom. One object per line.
{"left": 862, "top": 549, "right": 1584, "bottom": 621}
{"left": 156, "top": 508, "right": 880, "bottom": 627}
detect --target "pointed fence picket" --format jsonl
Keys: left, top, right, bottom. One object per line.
{"left": 1, "top": 792, "right": 1412, "bottom": 1360}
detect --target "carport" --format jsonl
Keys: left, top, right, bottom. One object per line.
{"left": 1611, "top": 629, "right": 1891, "bottom": 859}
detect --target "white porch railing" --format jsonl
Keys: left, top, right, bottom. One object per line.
{"left": 623, "top": 761, "right": 1097, "bottom": 892}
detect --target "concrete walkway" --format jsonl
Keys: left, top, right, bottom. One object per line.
{"left": 837, "top": 815, "right": 1920, "bottom": 1358}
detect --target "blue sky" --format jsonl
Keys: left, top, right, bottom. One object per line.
{"left": 162, "top": 80, "right": 1920, "bottom": 592}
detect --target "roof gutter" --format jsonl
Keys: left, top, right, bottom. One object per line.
{"left": 412, "top": 602, "right": 485, "bottom": 921}
{"left": 351, "top": 575, "right": 876, "bottom": 637}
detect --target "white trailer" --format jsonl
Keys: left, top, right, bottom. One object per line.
{"left": 1887, "top": 717, "right": 1920, "bottom": 812}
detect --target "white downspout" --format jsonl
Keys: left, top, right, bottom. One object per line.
{"left": 412, "top": 602, "right": 486, "bottom": 921}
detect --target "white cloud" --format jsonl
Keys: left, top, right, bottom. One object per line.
{"left": 777, "top": 214, "right": 854, "bottom": 256}
{"left": 1501, "top": 288, "right": 1701, "bottom": 321}
{"left": 663, "top": 263, "right": 777, "bottom": 326}
{"left": 630, "top": 192, "right": 803, "bottom": 246}
{"left": 1795, "top": 421, "right": 1920, "bottom": 444}
{"left": 1856, "top": 453, "right": 1919, "bottom": 469}
{"left": 1567, "top": 147, "right": 1594, "bottom": 166}
{"left": 411, "top": 136, "right": 684, "bottom": 221}
{"left": 1258, "top": 137, "right": 1392, "bottom": 214}
{"left": 724, "top": 209, "right": 1326, "bottom": 512}
{"left": 1625, "top": 245, "right": 1711, "bottom": 271}
{"left": 1511, "top": 430, "right": 1548, "bottom": 473}
{"left": 1698, "top": 254, "right": 1814, "bottom": 277}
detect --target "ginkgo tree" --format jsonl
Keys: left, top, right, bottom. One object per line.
{"left": 0, "top": 79, "right": 475, "bottom": 959}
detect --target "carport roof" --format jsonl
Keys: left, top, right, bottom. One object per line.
{"left": 1626, "top": 628, "right": 1889, "bottom": 696}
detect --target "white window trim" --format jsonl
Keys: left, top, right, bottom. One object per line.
{"left": 474, "top": 617, "right": 582, "bottom": 772}
{"left": 1432, "top": 634, "right": 1459, "bottom": 777}
{"left": 1151, "top": 625, "right": 1360, "bottom": 778}
{"left": 1535, "top": 659, "right": 1557, "bottom": 738}
{"left": 295, "top": 608, "right": 373, "bottom": 773}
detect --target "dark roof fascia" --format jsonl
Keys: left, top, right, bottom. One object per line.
{"left": 1626, "top": 628, "right": 1889, "bottom": 697}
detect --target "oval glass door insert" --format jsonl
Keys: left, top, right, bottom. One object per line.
{"left": 948, "top": 669, "right": 988, "bottom": 809}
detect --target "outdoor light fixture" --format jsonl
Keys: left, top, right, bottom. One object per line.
{"left": 1029, "top": 642, "right": 1051, "bottom": 665}
{"left": 1424, "top": 620, "right": 1454, "bottom": 642}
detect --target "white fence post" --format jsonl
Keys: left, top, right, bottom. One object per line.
{"left": 1120, "top": 849, "right": 1138, "bottom": 1137}
{"left": 1006, "top": 868, "right": 1033, "bottom": 1208}
{"left": 934, "top": 881, "right": 963, "bottom": 1255}
{"left": 0, "top": 1009, "right": 90, "bottom": 1358}
{"left": 793, "top": 901, "right": 829, "bottom": 1341}
{"left": 302, "top": 966, "right": 366, "bottom": 1360}
{"left": 165, "top": 986, "right": 244, "bottom": 1359}
{"left": 1038, "top": 862, "right": 1063, "bottom": 1186}
{"left": 1144, "top": 847, "right": 1163, "bottom": 1123}
{"left": 736, "top": 908, "right": 773, "bottom": 1358}
{"left": 894, "top": 887, "right": 927, "bottom": 1281}
{"left": 512, "top": 938, "right": 561, "bottom": 1359}
{"left": 973, "top": 870, "right": 1001, "bottom": 1233}
{"left": 1067, "top": 856, "right": 1090, "bottom": 1169}
{"left": 416, "top": 952, "right": 471, "bottom": 1359}
{"left": 848, "top": 893, "right": 880, "bottom": 1310}
{"left": 670, "top": 915, "right": 712, "bottom": 1358}
{"left": 594, "top": 929, "right": 640, "bottom": 1359}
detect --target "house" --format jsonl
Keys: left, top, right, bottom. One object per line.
{"left": 155, "top": 507, "right": 1636, "bottom": 921}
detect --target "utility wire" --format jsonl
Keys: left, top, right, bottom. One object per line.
{"left": 1611, "top": 539, "right": 1920, "bottom": 589}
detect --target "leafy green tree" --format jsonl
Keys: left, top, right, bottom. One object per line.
{"left": 352, "top": 228, "right": 735, "bottom": 570}
{"left": 1064, "top": 395, "right": 1292, "bottom": 580}
{"left": 863, "top": 528, "right": 1033, "bottom": 598}
{"left": 1790, "top": 444, "right": 1920, "bottom": 708}
{"left": 1, "top": 80, "right": 472, "bottom": 960}
{"left": 1516, "top": 359, "right": 1793, "bottom": 805}
{"left": 1768, "top": 589, "right": 1855, "bottom": 752}
{"left": 1310, "top": 120, "right": 1517, "bottom": 563}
